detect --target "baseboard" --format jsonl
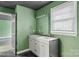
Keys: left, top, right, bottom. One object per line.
{"left": 17, "top": 49, "right": 30, "bottom": 54}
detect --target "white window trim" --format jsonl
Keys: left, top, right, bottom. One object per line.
{"left": 0, "top": 12, "right": 12, "bottom": 16}
{"left": 50, "top": 1, "right": 77, "bottom": 36}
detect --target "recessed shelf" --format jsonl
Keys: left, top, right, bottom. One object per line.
{"left": 0, "top": 36, "right": 11, "bottom": 39}
{"left": 0, "top": 45, "right": 14, "bottom": 53}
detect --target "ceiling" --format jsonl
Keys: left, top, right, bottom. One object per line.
{"left": 0, "top": 1, "right": 52, "bottom": 10}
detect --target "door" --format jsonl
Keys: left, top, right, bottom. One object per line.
{"left": 29, "top": 38, "right": 35, "bottom": 52}
{"left": 39, "top": 42, "right": 49, "bottom": 57}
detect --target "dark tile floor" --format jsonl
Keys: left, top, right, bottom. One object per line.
{"left": 18, "top": 51, "right": 37, "bottom": 57}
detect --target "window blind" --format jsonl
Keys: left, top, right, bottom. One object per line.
{"left": 51, "top": 2, "right": 77, "bottom": 36}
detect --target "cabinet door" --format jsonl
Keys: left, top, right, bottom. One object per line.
{"left": 29, "top": 39, "right": 34, "bottom": 52}
{"left": 39, "top": 43, "right": 49, "bottom": 57}
{"left": 29, "top": 39, "right": 32, "bottom": 50}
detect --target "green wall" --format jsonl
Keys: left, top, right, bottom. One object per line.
{"left": 36, "top": 15, "right": 49, "bottom": 35}
{"left": 36, "top": 1, "right": 79, "bottom": 57}
{"left": 0, "top": 7, "right": 15, "bottom": 13}
{"left": 16, "top": 5, "right": 36, "bottom": 52}
{"left": 0, "top": 20, "right": 11, "bottom": 37}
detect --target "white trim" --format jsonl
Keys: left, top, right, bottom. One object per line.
{"left": 0, "top": 12, "right": 14, "bottom": 16}
{"left": 17, "top": 49, "right": 30, "bottom": 54}
{"left": 74, "top": 1, "right": 77, "bottom": 36}
{"left": 51, "top": 31, "right": 77, "bottom": 36}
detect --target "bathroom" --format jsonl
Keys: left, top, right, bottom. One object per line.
{"left": 0, "top": 1, "right": 79, "bottom": 57}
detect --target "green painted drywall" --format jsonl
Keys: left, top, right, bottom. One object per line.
{"left": 36, "top": 15, "right": 49, "bottom": 35}
{"left": 0, "top": 20, "right": 11, "bottom": 37}
{"left": 16, "top": 5, "right": 36, "bottom": 52}
{"left": 36, "top": 1, "right": 65, "bottom": 17}
{"left": 36, "top": 1, "right": 79, "bottom": 57}
{"left": 0, "top": 7, "right": 15, "bottom": 13}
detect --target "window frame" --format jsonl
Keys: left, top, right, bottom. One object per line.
{"left": 50, "top": 2, "right": 77, "bottom": 36}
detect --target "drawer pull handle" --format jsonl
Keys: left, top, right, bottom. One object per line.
{"left": 35, "top": 43, "right": 37, "bottom": 45}
{"left": 34, "top": 49, "right": 37, "bottom": 52}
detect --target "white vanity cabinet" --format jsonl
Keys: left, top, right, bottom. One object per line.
{"left": 29, "top": 35, "right": 40, "bottom": 55}
{"left": 29, "top": 35, "right": 58, "bottom": 57}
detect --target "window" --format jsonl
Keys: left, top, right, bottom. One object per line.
{"left": 50, "top": 2, "right": 77, "bottom": 36}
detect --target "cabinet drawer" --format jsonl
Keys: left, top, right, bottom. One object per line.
{"left": 34, "top": 40, "right": 40, "bottom": 56}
